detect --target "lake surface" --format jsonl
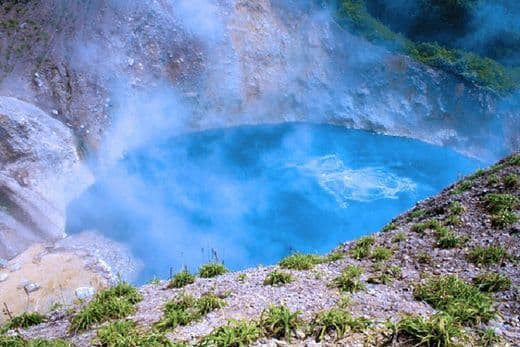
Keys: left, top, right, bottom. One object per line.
{"left": 66, "top": 123, "right": 482, "bottom": 283}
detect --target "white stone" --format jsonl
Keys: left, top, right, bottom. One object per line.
{"left": 24, "top": 282, "right": 41, "bottom": 293}
{"left": 75, "top": 286, "right": 96, "bottom": 300}
{"left": 0, "top": 272, "right": 8, "bottom": 282}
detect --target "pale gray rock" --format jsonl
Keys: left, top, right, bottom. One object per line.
{"left": 75, "top": 286, "right": 96, "bottom": 300}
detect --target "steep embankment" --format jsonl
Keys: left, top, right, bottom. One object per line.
{"left": 3, "top": 154, "right": 518, "bottom": 346}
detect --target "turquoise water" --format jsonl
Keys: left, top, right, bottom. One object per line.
{"left": 66, "top": 123, "right": 482, "bottom": 283}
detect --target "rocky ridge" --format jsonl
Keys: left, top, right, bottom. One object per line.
{"left": 2, "top": 154, "right": 518, "bottom": 346}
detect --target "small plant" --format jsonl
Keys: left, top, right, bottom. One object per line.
{"left": 330, "top": 265, "right": 364, "bottom": 293}
{"left": 449, "top": 201, "right": 464, "bottom": 215}
{"left": 198, "top": 319, "right": 261, "bottom": 347}
{"left": 445, "top": 214, "right": 462, "bottom": 226}
{"left": 2, "top": 312, "right": 46, "bottom": 331}
{"left": 409, "top": 208, "right": 426, "bottom": 220}
{"left": 484, "top": 193, "right": 519, "bottom": 228}
{"left": 199, "top": 263, "right": 228, "bottom": 278}
{"left": 480, "top": 328, "right": 502, "bottom": 346}
{"left": 434, "top": 227, "right": 465, "bottom": 249}
{"left": 259, "top": 305, "right": 302, "bottom": 341}
{"left": 382, "top": 221, "right": 397, "bottom": 232}
{"left": 452, "top": 179, "right": 472, "bottom": 194}
{"left": 310, "top": 308, "right": 370, "bottom": 341}
{"left": 324, "top": 248, "right": 345, "bottom": 262}
{"left": 278, "top": 252, "right": 321, "bottom": 270}
{"left": 487, "top": 174, "right": 499, "bottom": 185}
{"left": 94, "top": 320, "right": 174, "bottom": 347}
{"left": 263, "top": 270, "right": 294, "bottom": 286}
{"left": 491, "top": 210, "right": 518, "bottom": 229}
{"left": 416, "top": 251, "right": 431, "bottom": 264}
{"left": 368, "top": 265, "right": 402, "bottom": 285}
{"left": 0, "top": 336, "right": 73, "bottom": 346}
{"left": 411, "top": 219, "right": 440, "bottom": 233}
{"left": 473, "top": 272, "right": 511, "bottom": 292}
{"left": 236, "top": 273, "right": 247, "bottom": 282}
{"left": 69, "top": 281, "right": 142, "bottom": 332}
{"left": 392, "top": 232, "right": 406, "bottom": 243}
{"left": 370, "top": 246, "right": 393, "bottom": 261}
{"left": 168, "top": 270, "right": 195, "bottom": 289}
{"left": 504, "top": 173, "right": 518, "bottom": 188}
{"left": 148, "top": 277, "right": 161, "bottom": 285}
{"left": 414, "top": 275, "right": 496, "bottom": 324}
{"left": 196, "top": 293, "right": 226, "bottom": 315}
{"left": 467, "top": 245, "right": 509, "bottom": 266}
{"left": 394, "top": 313, "right": 465, "bottom": 346}
{"left": 350, "top": 236, "right": 375, "bottom": 259}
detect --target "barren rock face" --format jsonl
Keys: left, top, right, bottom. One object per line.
{"left": 0, "top": 97, "right": 92, "bottom": 259}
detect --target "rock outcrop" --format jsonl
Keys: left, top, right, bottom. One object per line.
{"left": 0, "top": 97, "right": 92, "bottom": 259}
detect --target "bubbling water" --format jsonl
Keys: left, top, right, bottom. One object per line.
{"left": 66, "top": 123, "right": 482, "bottom": 283}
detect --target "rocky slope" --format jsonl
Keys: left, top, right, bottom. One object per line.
{"left": 2, "top": 154, "right": 517, "bottom": 346}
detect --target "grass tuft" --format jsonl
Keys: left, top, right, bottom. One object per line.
{"left": 310, "top": 308, "right": 370, "bottom": 342}
{"left": 350, "top": 236, "right": 375, "bottom": 259}
{"left": 69, "top": 281, "right": 142, "bottom": 333}
{"left": 198, "top": 320, "right": 261, "bottom": 347}
{"left": 259, "top": 305, "right": 302, "bottom": 341}
{"left": 198, "top": 263, "right": 228, "bottom": 278}
{"left": 94, "top": 319, "right": 175, "bottom": 347}
{"left": 2, "top": 312, "right": 46, "bottom": 331}
{"left": 393, "top": 313, "right": 465, "bottom": 346}
{"left": 330, "top": 265, "right": 364, "bottom": 293}
{"left": 504, "top": 173, "right": 518, "bottom": 188}
{"left": 473, "top": 272, "right": 511, "bottom": 292}
{"left": 370, "top": 246, "right": 393, "bottom": 261}
{"left": 414, "top": 275, "right": 496, "bottom": 324}
{"left": 278, "top": 253, "right": 321, "bottom": 270}
{"left": 467, "top": 245, "right": 509, "bottom": 266}
{"left": 434, "top": 227, "right": 466, "bottom": 249}
{"left": 263, "top": 270, "right": 294, "bottom": 286}
{"left": 168, "top": 270, "right": 195, "bottom": 289}
{"left": 484, "top": 193, "right": 519, "bottom": 228}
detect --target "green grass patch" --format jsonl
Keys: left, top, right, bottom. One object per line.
{"left": 198, "top": 319, "right": 261, "bottom": 347}
{"left": 370, "top": 246, "right": 393, "bottom": 261}
{"left": 69, "top": 281, "right": 142, "bottom": 333}
{"left": 263, "top": 270, "right": 294, "bottom": 286}
{"left": 483, "top": 193, "right": 519, "bottom": 228}
{"left": 472, "top": 272, "right": 511, "bottom": 292}
{"left": 310, "top": 308, "right": 370, "bottom": 342}
{"left": 278, "top": 252, "right": 321, "bottom": 270}
{"left": 434, "top": 227, "right": 466, "bottom": 249}
{"left": 414, "top": 275, "right": 496, "bottom": 324}
{"left": 449, "top": 201, "right": 465, "bottom": 215}
{"left": 392, "top": 232, "right": 406, "bottom": 243}
{"left": 259, "top": 305, "right": 302, "bottom": 341}
{"left": 409, "top": 208, "right": 426, "bottom": 220}
{"left": 411, "top": 219, "right": 440, "bottom": 233}
{"left": 467, "top": 245, "right": 509, "bottom": 266}
{"left": 382, "top": 221, "right": 397, "bottom": 232}
{"left": 0, "top": 336, "right": 73, "bottom": 347}
{"left": 155, "top": 293, "right": 225, "bottom": 331}
{"left": 198, "top": 263, "right": 228, "bottom": 278}
{"left": 330, "top": 265, "right": 364, "bottom": 293}
{"left": 504, "top": 173, "right": 518, "bottom": 188}
{"left": 451, "top": 179, "right": 473, "bottom": 194}
{"left": 350, "top": 236, "right": 375, "bottom": 259}
{"left": 415, "top": 251, "right": 432, "bottom": 264}
{"left": 368, "top": 265, "right": 402, "bottom": 285}
{"left": 167, "top": 270, "right": 195, "bottom": 289}
{"left": 393, "top": 313, "right": 465, "bottom": 347}
{"left": 1, "top": 312, "right": 46, "bottom": 332}
{"left": 323, "top": 248, "right": 345, "bottom": 262}
{"left": 94, "top": 320, "right": 174, "bottom": 347}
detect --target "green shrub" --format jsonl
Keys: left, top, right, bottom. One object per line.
{"left": 409, "top": 208, "right": 426, "bottom": 220}
{"left": 2, "top": 312, "right": 46, "bottom": 331}
{"left": 394, "top": 313, "right": 465, "bottom": 347}
{"left": 445, "top": 214, "right": 462, "bottom": 226}
{"left": 434, "top": 227, "right": 465, "bottom": 249}
{"left": 382, "top": 221, "right": 397, "bottom": 232}
{"left": 278, "top": 253, "right": 321, "bottom": 270}
{"left": 467, "top": 245, "right": 509, "bottom": 266}
{"left": 310, "top": 308, "right": 370, "bottom": 341}
{"left": 236, "top": 274, "right": 247, "bottom": 282}
{"left": 414, "top": 275, "right": 496, "bottom": 324}
{"left": 198, "top": 263, "right": 228, "bottom": 278}
{"left": 323, "top": 248, "right": 345, "bottom": 262}
{"left": 370, "top": 246, "right": 393, "bottom": 261}
{"left": 411, "top": 219, "right": 440, "bottom": 233}
{"left": 472, "top": 272, "right": 511, "bottom": 292}
{"left": 168, "top": 270, "right": 195, "bottom": 289}
{"left": 368, "top": 265, "right": 402, "bottom": 284}
{"left": 491, "top": 210, "right": 518, "bottom": 229}
{"left": 198, "top": 320, "right": 261, "bottom": 347}
{"left": 484, "top": 193, "right": 519, "bottom": 214}
{"left": 330, "top": 265, "right": 364, "bottom": 293}
{"left": 263, "top": 270, "right": 294, "bottom": 286}
{"left": 449, "top": 201, "right": 465, "bottom": 215}
{"left": 69, "top": 281, "right": 142, "bottom": 332}
{"left": 487, "top": 174, "right": 499, "bottom": 185}
{"left": 259, "top": 305, "right": 302, "bottom": 341}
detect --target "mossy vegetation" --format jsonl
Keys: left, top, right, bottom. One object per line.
{"left": 263, "top": 270, "right": 294, "bottom": 286}
{"left": 309, "top": 308, "right": 370, "bottom": 342}
{"left": 198, "top": 263, "right": 228, "bottom": 278}
{"left": 1, "top": 312, "right": 46, "bottom": 332}
{"left": 451, "top": 179, "right": 473, "bottom": 194}
{"left": 94, "top": 320, "right": 174, "bottom": 347}
{"left": 414, "top": 275, "right": 496, "bottom": 324}
{"left": 69, "top": 281, "right": 142, "bottom": 333}
{"left": 370, "top": 246, "right": 393, "bottom": 261}
{"left": 392, "top": 313, "right": 465, "bottom": 347}
{"left": 168, "top": 270, "right": 196, "bottom": 289}
{"left": 392, "top": 232, "right": 406, "bottom": 243}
